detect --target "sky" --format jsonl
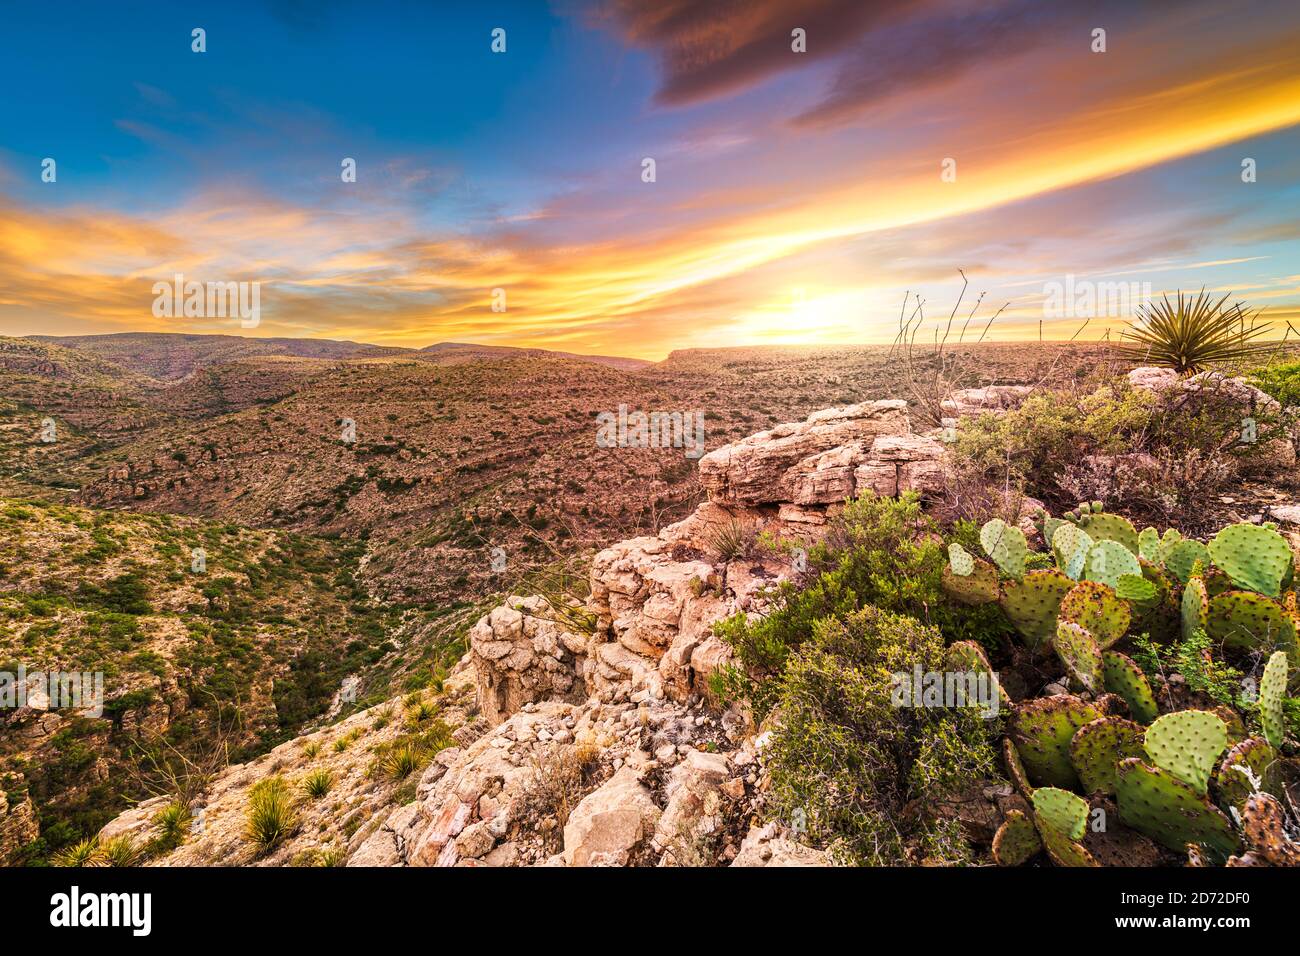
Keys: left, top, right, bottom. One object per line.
{"left": 1, "top": 0, "right": 1299, "bottom": 360}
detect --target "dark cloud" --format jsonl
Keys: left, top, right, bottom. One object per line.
{"left": 589, "top": 0, "right": 1177, "bottom": 125}
{"left": 586, "top": 0, "right": 931, "bottom": 105}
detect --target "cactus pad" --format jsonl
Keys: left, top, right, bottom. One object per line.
{"left": 1032, "top": 787, "right": 1088, "bottom": 840}
{"left": 1059, "top": 580, "right": 1130, "bottom": 648}
{"left": 1076, "top": 512, "right": 1140, "bottom": 555}
{"left": 1115, "top": 574, "right": 1157, "bottom": 604}
{"left": 1260, "top": 650, "right": 1288, "bottom": 748}
{"left": 941, "top": 558, "right": 1000, "bottom": 606}
{"left": 1143, "top": 710, "right": 1228, "bottom": 794}
{"left": 1206, "top": 590, "right": 1297, "bottom": 659}
{"left": 1069, "top": 716, "right": 1144, "bottom": 796}
{"left": 944, "top": 640, "right": 1008, "bottom": 711}
{"left": 1101, "top": 651, "right": 1158, "bottom": 724}
{"left": 1137, "top": 527, "right": 1161, "bottom": 563}
{"left": 980, "top": 518, "right": 1029, "bottom": 580}
{"left": 1163, "top": 539, "right": 1211, "bottom": 585}
{"left": 1052, "top": 523, "right": 1093, "bottom": 580}
{"left": 1209, "top": 523, "right": 1293, "bottom": 598}
{"left": 1054, "top": 620, "right": 1103, "bottom": 692}
{"left": 1083, "top": 540, "right": 1142, "bottom": 589}
{"left": 1215, "top": 736, "right": 1280, "bottom": 817}
{"left": 1036, "top": 817, "right": 1099, "bottom": 867}
{"left": 999, "top": 569, "right": 1072, "bottom": 649}
{"left": 1009, "top": 695, "right": 1103, "bottom": 790}
{"left": 1115, "top": 758, "right": 1239, "bottom": 860}
{"left": 1002, "top": 736, "right": 1033, "bottom": 798}
{"left": 948, "top": 542, "right": 975, "bottom": 576}
{"left": 1238, "top": 793, "right": 1300, "bottom": 866}
{"left": 992, "top": 810, "right": 1041, "bottom": 866}
{"left": 1181, "top": 575, "right": 1208, "bottom": 642}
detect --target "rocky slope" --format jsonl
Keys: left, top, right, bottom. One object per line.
{"left": 93, "top": 391, "right": 1025, "bottom": 867}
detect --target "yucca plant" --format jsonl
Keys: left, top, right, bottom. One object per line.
{"left": 301, "top": 769, "right": 333, "bottom": 799}
{"left": 52, "top": 837, "right": 108, "bottom": 868}
{"left": 1120, "top": 289, "right": 1272, "bottom": 373}
{"left": 245, "top": 776, "right": 299, "bottom": 853}
{"left": 150, "top": 801, "right": 191, "bottom": 853}
{"left": 101, "top": 834, "right": 145, "bottom": 867}
{"left": 377, "top": 742, "right": 422, "bottom": 780}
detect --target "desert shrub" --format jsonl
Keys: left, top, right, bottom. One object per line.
{"left": 245, "top": 776, "right": 299, "bottom": 853}
{"left": 712, "top": 493, "right": 1010, "bottom": 715}
{"left": 1249, "top": 360, "right": 1300, "bottom": 409}
{"left": 301, "top": 741, "right": 321, "bottom": 759}
{"left": 764, "top": 606, "right": 999, "bottom": 866}
{"left": 952, "top": 377, "right": 1281, "bottom": 527}
{"left": 378, "top": 743, "right": 421, "bottom": 780}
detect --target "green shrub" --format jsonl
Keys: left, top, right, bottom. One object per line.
{"left": 764, "top": 606, "right": 998, "bottom": 866}
{"left": 712, "top": 492, "right": 1009, "bottom": 716}
{"left": 1249, "top": 360, "right": 1300, "bottom": 409}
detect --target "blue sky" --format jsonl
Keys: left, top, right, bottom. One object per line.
{"left": 2, "top": 0, "right": 1298, "bottom": 357}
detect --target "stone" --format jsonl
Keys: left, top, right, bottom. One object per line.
{"left": 563, "top": 767, "right": 661, "bottom": 866}
{"left": 697, "top": 401, "right": 910, "bottom": 505}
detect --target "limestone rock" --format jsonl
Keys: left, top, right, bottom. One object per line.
{"left": 563, "top": 766, "right": 661, "bottom": 866}
{"left": 698, "top": 401, "right": 909, "bottom": 504}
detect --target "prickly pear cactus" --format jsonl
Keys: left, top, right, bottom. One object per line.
{"left": 1143, "top": 710, "right": 1228, "bottom": 794}
{"left": 1075, "top": 512, "right": 1140, "bottom": 556}
{"left": 1116, "top": 758, "right": 1240, "bottom": 860}
{"left": 1032, "top": 787, "right": 1088, "bottom": 840}
{"left": 1215, "top": 737, "right": 1281, "bottom": 817}
{"left": 1059, "top": 581, "right": 1130, "bottom": 649}
{"left": 1054, "top": 620, "right": 1102, "bottom": 692}
{"left": 1069, "top": 716, "right": 1144, "bottom": 796}
{"left": 1052, "top": 523, "right": 1093, "bottom": 580}
{"left": 1102, "top": 651, "right": 1158, "bottom": 724}
{"left": 992, "top": 809, "right": 1041, "bottom": 866}
{"left": 1260, "top": 651, "right": 1288, "bottom": 748}
{"left": 999, "top": 569, "right": 1072, "bottom": 649}
{"left": 941, "top": 558, "right": 1000, "bottom": 606}
{"left": 948, "top": 542, "right": 975, "bottom": 576}
{"left": 1163, "top": 538, "right": 1211, "bottom": 585}
{"left": 1234, "top": 793, "right": 1300, "bottom": 866}
{"left": 1115, "top": 574, "right": 1157, "bottom": 604}
{"left": 1002, "top": 737, "right": 1033, "bottom": 799}
{"left": 1036, "top": 814, "right": 1099, "bottom": 867}
{"left": 1008, "top": 695, "right": 1103, "bottom": 790}
{"left": 981, "top": 518, "right": 1030, "bottom": 580}
{"left": 1181, "top": 575, "right": 1208, "bottom": 642}
{"left": 1208, "top": 523, "right": 1294, "bottom": 598}
{"left": 1137, "top": 527, "right": 1161, "bottom": 564}
{"left": 1083, "top": 540, "right": 1142, "bottom": 590}
{"left": 1206, "top": 590, "right": 1297, "bottom": 658}
{"left": 944, "top": 640, "right": 1009, "bottom": 711}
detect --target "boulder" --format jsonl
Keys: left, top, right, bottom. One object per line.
{"left": 563, "top": 766, "right": 661, "bottom": 866}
